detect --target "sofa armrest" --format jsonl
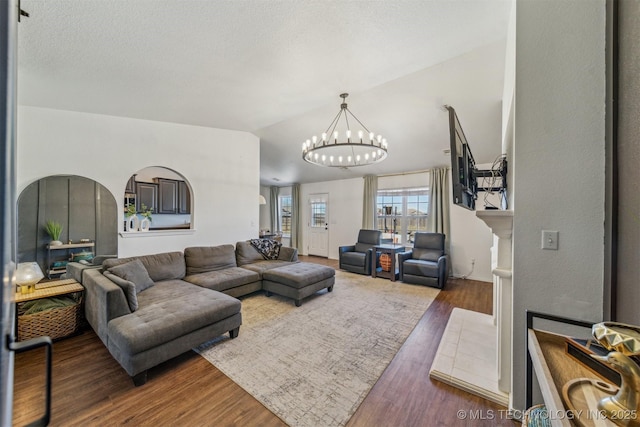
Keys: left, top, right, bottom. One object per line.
{"left": 278, "top": 246, "right": 298, "bottom": 262}
{"left": 66, "top": 261, "right": 101, "bottom": 284}
{"left": 83, "top": 268, "right": 131, "bottom": 346}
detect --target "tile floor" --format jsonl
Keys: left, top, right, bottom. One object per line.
{"left": 429, "top": 307, "right": 509, "bottom": 406}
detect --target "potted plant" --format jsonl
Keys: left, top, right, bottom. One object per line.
{"left": 125, "top": 203, "right": 136, "bottom": 217}
{"left": 139, "top": 204, "right": 153, "bottom": 231}
{"left": 44, "top": 220, "right": 63, "bottom": 246}
{"left": 140, "top": 203, "right": 153, "bottom": 223}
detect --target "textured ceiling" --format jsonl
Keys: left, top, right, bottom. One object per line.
{"left": 17, "top": 0, "right": 512, "bottom": 186}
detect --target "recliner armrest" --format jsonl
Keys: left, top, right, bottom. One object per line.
{"left": 339, "top": 245, "right": 356, "bottom": 254}
{"left": 398, "top": 251, "right": 413, "bottom": 263}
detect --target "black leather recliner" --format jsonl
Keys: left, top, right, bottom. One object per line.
{"left": 398, "top": 232, "right": 449, "bottom": 289}
{"left": 338, "top": 229, "right": 381, "bottom": 275}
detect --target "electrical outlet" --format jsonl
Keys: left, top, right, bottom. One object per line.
{"left": 541, "top": 230, "right": 559, "bottom": 250}
{"left": 471, "top": 258, "right": 475, "bottom": 264}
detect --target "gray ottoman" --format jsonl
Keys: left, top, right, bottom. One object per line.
{"left": 262, "top": 262, "right": 335, "bottom": 306}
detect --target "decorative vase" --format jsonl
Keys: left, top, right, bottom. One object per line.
{"left": 50, "top": 240, "right": 63, "bottom": 246}
{"left": 125, "top": 215, "right": 139, "bottom": 232}
{"left": 139, "top": 218, "right": 151, "bottom": 232}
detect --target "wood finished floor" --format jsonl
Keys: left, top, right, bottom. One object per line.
{"left": 13, "top": 256, "right": 517, "bottom": 426}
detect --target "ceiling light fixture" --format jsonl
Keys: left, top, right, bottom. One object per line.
{"left": 302, "top": 93, "right": 388, "bottom": 167}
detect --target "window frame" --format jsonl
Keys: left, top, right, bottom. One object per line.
{"left": 376, "top": 187, "right": 429, "bottom": 246}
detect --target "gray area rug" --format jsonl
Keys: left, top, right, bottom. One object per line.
{"left": 195, "top": 270, "right": 439, "bottom": 427}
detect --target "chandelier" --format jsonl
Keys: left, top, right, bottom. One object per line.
{"left": 302, "top": 93, "right": 388, "bottom": 167}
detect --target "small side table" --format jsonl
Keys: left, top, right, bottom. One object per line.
{"left": 372, "top": 244, "right": 405, "bottom": 282}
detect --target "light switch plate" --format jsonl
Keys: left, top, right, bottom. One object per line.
{"left": 541, "top": 230, "right": 559, "bottom": 250}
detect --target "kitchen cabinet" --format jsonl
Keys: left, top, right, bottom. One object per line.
{"left": 157, "top": 178, "right": 178, "bottom": 214}
{"left": 136, "top": 182, "right": 158, "bottom": 214}
{"left": 178, "top": 180, "right": 191, "bottom": 214}
{"left": 125, "top": 175, "right": 136, "bottom": 194}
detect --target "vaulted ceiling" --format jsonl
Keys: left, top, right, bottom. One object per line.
{"left": 17, "top": 0, "right": 512, "bottom": 186}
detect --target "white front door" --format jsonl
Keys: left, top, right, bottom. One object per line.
{"left": 308, "top": 193, "right": 329, "bottom": 257}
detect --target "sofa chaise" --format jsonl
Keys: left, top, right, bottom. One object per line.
{"left": 76, "top": 241, "right": 334, "bottom": 385}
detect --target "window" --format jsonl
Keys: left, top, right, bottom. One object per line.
{"left": 376, "top": 188, "right": 429, "bottom": 246}
{"left": 279, "top": 195, "right": 292, "bottom": 236}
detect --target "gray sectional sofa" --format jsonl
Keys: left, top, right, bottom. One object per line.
{"left": 74, "top": 241, "right": 334, "bottom": 385}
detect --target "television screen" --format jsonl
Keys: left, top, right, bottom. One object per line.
{"left": 447, "top": 106, "right": 477, "bottom": 210}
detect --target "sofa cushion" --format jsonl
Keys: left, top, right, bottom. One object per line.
{"left": 239, "top": 260, "right": 296, "bottom": 278}
{"left": 107, "top": 259, "right": 154, "bottom": 293}
{"left": 184, "top": 245, "right": 237, "bottom": 275}
{"left": 108, "top": 280, "right": 241, "bottom": 355}
{"left": 103, "top": 271, "right": 139, "bottom": 312}
{"left": 235, "top": 241, "right": 265, "bottom": 265}
{"left": 184, "top": 267, "right": 260, "bottom": 292}
{"left": 103, "top": 252, "right": 186, "bottom": 282}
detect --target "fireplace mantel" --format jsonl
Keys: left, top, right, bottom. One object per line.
{"left": 476, "top": 210, "right": 513, "bottom": 239}
{"left": 476, "top": 209, "right": 513, "bottom": 396}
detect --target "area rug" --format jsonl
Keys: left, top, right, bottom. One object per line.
{"left": 195, "top": 270, "right": 439, "bottom": 427}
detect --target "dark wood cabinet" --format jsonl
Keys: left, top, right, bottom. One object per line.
{"left": 125, "top": 175, "right": 136, "bottom": 194}
{"left": 178, "top": 181, "right": 191, "bottom": 214}
{"left": 157, "top": 178, "right": 179, "bottom": 214}
{"left": 129, "top": 177, "right": 189, "bottom": 216}
{"left": 136, "top": 182, "right": 158, "bottom": 214}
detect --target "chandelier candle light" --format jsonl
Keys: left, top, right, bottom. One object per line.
{"left": 302, "top": 93, "right": 388, "bottom": 167}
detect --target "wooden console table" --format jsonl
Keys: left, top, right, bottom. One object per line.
{"left": 526, "top": 311, "right": 619, "bottom": 427}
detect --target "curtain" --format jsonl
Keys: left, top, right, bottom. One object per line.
{"left": 427, "top": 167, "right": 451, "bottom": 259}
{"left": 270, "top": 186, "right": 279, "bottom": 233}
{"left": 362, "top": 175, "right": 378, "bottom": 229}
{"left": 290, "top": 183, "right": 301, "bottom": 250}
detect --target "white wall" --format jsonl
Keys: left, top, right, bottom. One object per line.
{"left": 511, "top": 0, "right": 606, "bottom": 410}
{"left": 18, "top": 106, "right": 260, "bottom": 257}
{"left": 296, "top": 172, "right": 494, "bottom": 282}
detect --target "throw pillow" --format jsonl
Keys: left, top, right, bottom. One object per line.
{"left": 107, "top": 259, "right": 154, "bottom": 293}
{"left": 249, "top": 239, "right": 282, "bottom": 260}
{"left": 104, "top": 271, "right": 138, "bottom": 312}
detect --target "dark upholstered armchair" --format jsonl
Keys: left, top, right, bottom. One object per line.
{"left": 398, "top": 232, "right": 449, "bottom": 289}
{"left": 339, "top": 229, "right": 382, "bottom": 275}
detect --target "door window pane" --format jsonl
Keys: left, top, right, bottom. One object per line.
{"left": 311, "top": 202, "right": 326, "bottom": 228}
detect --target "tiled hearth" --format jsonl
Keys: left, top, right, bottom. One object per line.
{"left": 431, "top": 210, "right": 513, "bottom": 407}
{"left": 429, "top": 307, "right": 509, "bottom": 406}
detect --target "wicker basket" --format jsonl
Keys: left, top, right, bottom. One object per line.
{"left": 17, "top": 298, "right": 82, "bottom": 341}
{"left": 379, "top": 253, "right": 392, "bottom": 272}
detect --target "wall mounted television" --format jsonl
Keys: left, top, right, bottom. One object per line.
{"left": 447, "top": 106, "right": 477, "bottom": 210}
{"left": 446, "top": 106, "right": 508, "bottom": 210}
